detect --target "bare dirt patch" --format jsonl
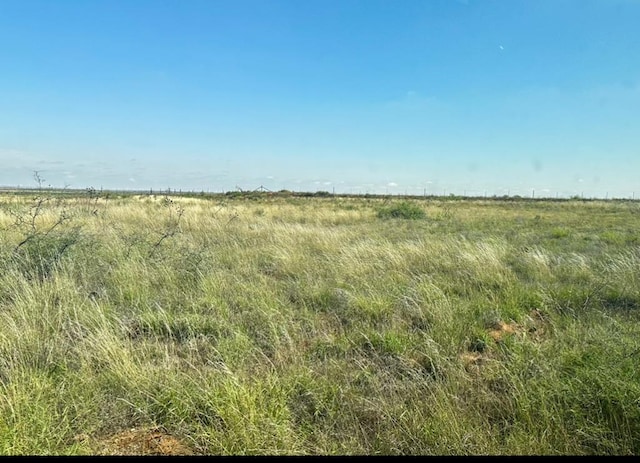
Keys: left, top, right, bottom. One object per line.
{"left": 487, "top": 320, "right": 520, "bottom": 342}
{"left": 460, "top": 309, "right": 551, "bottom": 371}
{"left": 90, "top": 427, "right": 194, "bottom": 455}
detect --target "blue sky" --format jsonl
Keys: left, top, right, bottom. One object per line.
{"left": 1, "top": 0, "right": 638, "bottom": 197}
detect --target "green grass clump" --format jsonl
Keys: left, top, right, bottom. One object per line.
{"left": 377, "top": 201, "right": 426, "bottom": 220}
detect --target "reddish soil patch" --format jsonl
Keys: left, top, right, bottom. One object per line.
{"left": 460, "top": 310, "right": 550, "bottom": 370}
{"left": 92, "top": 427, "right": 194, "bottom": 455}
{"left": 460, "top": 352, "right": 484, "bottom": 366}
{"left": 487, "top": 321, "right": 520, "bottom": 342}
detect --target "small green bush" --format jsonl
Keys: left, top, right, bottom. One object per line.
{"left": 550, "top": 227, "right": 571, "bottom": 239}
{"left": 377, "top": 201, "right": 426, "bottom": 220}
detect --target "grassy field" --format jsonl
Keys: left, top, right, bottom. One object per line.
{"left": 0, "top": 190, "right": 638, "bottom": 455}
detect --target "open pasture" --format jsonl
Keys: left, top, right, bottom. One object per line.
{"left": 0, "top": 192, "right": 638, "bottom": 455}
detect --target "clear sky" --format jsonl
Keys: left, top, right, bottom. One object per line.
{"left": 1, "top": 0, "right": 638, "bottom": 197}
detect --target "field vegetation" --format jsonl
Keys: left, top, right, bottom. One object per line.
{"left": 0, "top": 184, "right": 639, "bottom": 455}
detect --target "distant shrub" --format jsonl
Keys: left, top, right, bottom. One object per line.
{"left": 377, "top": 201, "right": 426, "bottom": 220}
{"left": 313, "top": 191, "right": 332, "bottom": 197}
{"left": 550, "top": 227, "right": 571, "bottom": 239}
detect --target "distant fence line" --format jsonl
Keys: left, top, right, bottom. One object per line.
{"left": 0, "top": 186, "right": 638, "bottom": 202}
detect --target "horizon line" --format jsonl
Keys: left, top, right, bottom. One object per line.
{"left": 0, "top": 185, "right": 637, "bottom": 202}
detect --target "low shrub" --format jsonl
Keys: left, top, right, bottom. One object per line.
{"left": 377, "top": 201, "right": 426, "bottom": 220}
